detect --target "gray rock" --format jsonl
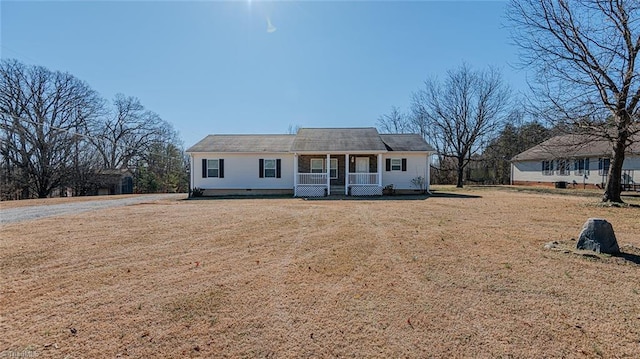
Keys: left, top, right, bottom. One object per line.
{"left": 576, "top": 218, "right": 620, "bottom": 254}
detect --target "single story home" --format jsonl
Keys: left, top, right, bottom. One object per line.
{"left": 510, "top": 134, "right": 640, "bottom": 190}
{"left": 186, "top": 128, "right": 435, "bottom": 197}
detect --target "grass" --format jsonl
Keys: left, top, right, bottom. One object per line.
{"left": 1, "top": 186, "right": 639, "bottom": 357}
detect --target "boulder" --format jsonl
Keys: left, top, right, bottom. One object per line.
{"left": 576, "top": 218, "right": 620, "bottom": 254}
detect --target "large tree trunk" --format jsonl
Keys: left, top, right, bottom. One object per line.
{"left": 456, "top": 157, "right": 464, "bottom": 188}
{"left": 602, "top": 136, "right": 627, "bottom": 203}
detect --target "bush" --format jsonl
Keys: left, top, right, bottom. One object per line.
{"left": 190, "top": 187, "right": 204, "bottom": 198}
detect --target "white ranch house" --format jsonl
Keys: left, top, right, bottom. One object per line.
{"left": 511, "top": 134, "right": 640, "bottom": 191}
{"left": 186, "top": 128, "right": 435, "bottom": 197}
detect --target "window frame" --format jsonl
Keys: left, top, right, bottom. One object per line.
{"left": 263, "top": 159, "right": 276, "bottom": 178}
{"left": 310, "top": 159, "right": 324, "bottom": 174}
{"left": 207, "top": 159, "right": 219, "bottom": 178}
{"left": 598, "top": 158, "right": 610, "bottom": 176}
{"left": 556, "top": 159, "right": 570, "bottom": 176}
{"left": 542, "top": 160, "right": 554, "bottom": 176}
{"left": 390, "top": 158, "right": 402, "bottom": 171}
{"left": 330, "top": 158, "right": 338, "bottom": 179}
{"left": 574, "top": 158, "right": 590, "bottom": 176}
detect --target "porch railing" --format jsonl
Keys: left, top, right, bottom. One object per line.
{"left": 348, "top": 173, "right": 378, "bottom": 185}
{"left": 298, "top": 173, "right": 327, "bottom": 185}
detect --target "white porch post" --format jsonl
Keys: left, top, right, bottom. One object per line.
{"left": 345, "top": 154, "right": 350, "bottom": 195}
{"left": 293, "top": 153, "right": 298, "bottom": 197}
{"left": 326, "top": 153, "right": 331, "bottom": 195}
{"left": 377, "top": 153, "right": 383, "bottom": 187}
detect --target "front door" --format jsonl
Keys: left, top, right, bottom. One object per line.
{"left": 355, "top": 157, "right": 369, "bottom": 184}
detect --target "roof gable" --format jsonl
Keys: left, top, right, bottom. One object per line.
{"left": 379, "top": 134, "right": 435, "bottom": 152}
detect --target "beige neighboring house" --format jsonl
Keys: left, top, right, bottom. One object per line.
{"left": 511, "top": 134, "right": 640, "bottom": 191}
{"left": 186, "top": 128, "right": 435, "bottom": 197}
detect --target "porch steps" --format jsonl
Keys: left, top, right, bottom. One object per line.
{"left": 329, "top": 186, "right": 346, "bottom": 195}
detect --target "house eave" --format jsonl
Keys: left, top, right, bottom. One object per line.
{"left": 292, "top": 150, "right": 388, "bottom": 155}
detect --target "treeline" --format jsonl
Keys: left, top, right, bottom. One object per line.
{"left": 0, "top": 59, "right": 188, "bottom": 200}
{"left": 376, "top": 64, "right": 559, "bottom": 186}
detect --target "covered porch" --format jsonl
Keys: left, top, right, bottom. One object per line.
{"left": 293, "top": 153, "right": 383, "bottom": 197}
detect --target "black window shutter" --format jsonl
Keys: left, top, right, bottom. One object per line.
{"left": 202, "top": 159, "right": 207, "bottom": 178}
{"left": 259, "top": 159, "right": 264, "bottom": 178}
{"left": 385, "top": 158, "right": 391, "bottom": 171}
{"left": 276, "top": 159, "right": 281, "bottom": 178}
{"left": 401, "top": 158, "right": 407, "bottom": 171}
{"left": 219, "top": 159, "right": 224, "bottom": 178}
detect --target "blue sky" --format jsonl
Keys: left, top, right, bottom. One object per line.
{"left": 1, "top": 0, "right": 530, "bottom": 147}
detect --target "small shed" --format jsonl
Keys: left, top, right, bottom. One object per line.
{"left": 94, "top": 169, "right": 134, "bottom": 195}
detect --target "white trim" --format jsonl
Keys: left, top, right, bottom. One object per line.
{"left": 310, "top": 158, "right": 324, "bottom": 173}
{"left": 292, "top": 150, "right": 389, "bottom": 155}
{"left": 330, "top": 158, "right": 338, "bottom": 179}
{"left": 377, "top": 154, "right": 382, "bottom": 186}
{"left": 426, "top": 154, "right": 431, "bottom": 193}
{"left": 293, "top": 153, "right": 298, "bottom": 196}
{"left": 390, "top": 158, "right": 402, "bottom": 171}
{"left": 345, "top": 154, "right": 350, "bottom": 195}
{"left": 190, "top": 154, "right": 195, "bottom": 192}
{"left": 326, "top": 154, "right": 331, "bottom": 195}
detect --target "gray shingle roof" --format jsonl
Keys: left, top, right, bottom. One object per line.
{"left": 511, "top": 134, "right": 640, "bottom": 161}
{"left": 380, "top": 134, "right": 435, "bottom": 152}
{"left": 186, "top": 128, "right": 436, "bottom": 153}
{"left": 186, "top": 135, "right": 295, "bottom": 153}
{"left": 291, "top": 128, "right": 388, "bottom": 152}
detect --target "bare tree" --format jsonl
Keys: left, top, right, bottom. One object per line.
{"left": 507, "top": 0, "right": 640, "bottom": 203}
{"left": 90, "top": 94, "right": 167, "bottom": 170}
{"left": 412, "top": 64, "right": 512, "bottom": 188}
{"left": 286, "top": 124, "right": 300, "bottom": 134}
{"left": 377, "top": 106, "right": 411, "bottom": 133}
{"left": 0, "top": 59, "right": 103, "bottom": 198}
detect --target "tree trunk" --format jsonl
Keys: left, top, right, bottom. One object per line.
{"left": 602, "top": 136, "right": 626, "bottom": 203}
{"left": 456, "top": 157, "right": 464, "bottom": 188}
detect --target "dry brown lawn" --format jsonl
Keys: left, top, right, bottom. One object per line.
{"left": 1, "top": 187, "right": 639, "bottom": 358}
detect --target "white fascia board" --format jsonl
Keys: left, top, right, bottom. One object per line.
{"left": 189, "top": 151, "right": 292, "bottom": 155}
{"left": 293, "top": 150, "right": 388, "bottom": 155}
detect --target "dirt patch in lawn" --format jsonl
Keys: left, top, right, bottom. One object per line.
{"left": 1, "top": 188, "right": 639, "bottom": 358}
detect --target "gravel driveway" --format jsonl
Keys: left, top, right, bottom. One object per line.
{"left": 0, "top": 194, "right": 185, "bottom": 225}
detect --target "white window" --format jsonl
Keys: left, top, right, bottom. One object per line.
{"left": 391, "top": 158, "right": 402, "bottom": 171}
{"left": 557, "top": 159, "right": 570, "bottom": 176}
{"left": 207, "top": 159, "right": 219, "bottom": 178}
{"left": 598, "top": 158, "right": 610, "bottom": 176}
{"left": 311, "top": 159, "right": 324, "bottom": 173}
{"left": 574, "top": 158, "right": 589, "bottom": 175}
{"left": 542, "top": 160, "right": 554, "bottom": 175}
{"left": 330, "top": 158, "right": 338, "bottom": 179}
{"left": 264, "top": 159, "right": 276, "bottom": 178}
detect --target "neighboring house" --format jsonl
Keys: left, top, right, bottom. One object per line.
{"left": 511, "top": 134, "right": 640, "bottom": 190}
{"left": 93, "top": 168, "right": 134, "bottom": 195}
{"left": 186, "top": 128, "right": 435, "bottom": 197}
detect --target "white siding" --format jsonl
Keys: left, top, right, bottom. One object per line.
{"left": 381, "top": 153, "right": 429, "bottom": 190}
{"left": 623, "top": 156, "right": 640, "bottom": 185}
{"left": 192, "top": 153, "right": 294, "bottom": 189}
{"left": 512, "top": 156, "right": 640, "bottom": 186}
